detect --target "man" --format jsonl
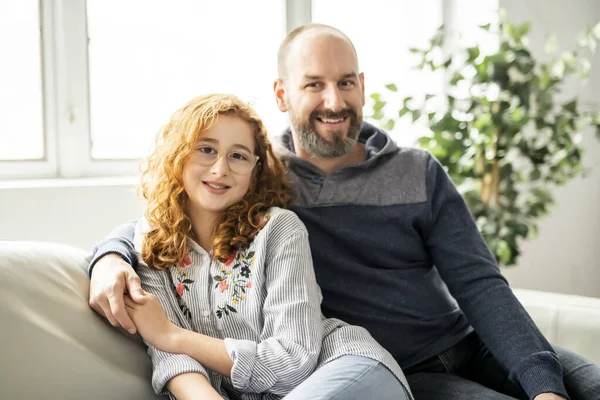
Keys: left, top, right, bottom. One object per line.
{"left": 89, "top": 24, "right": 600, "bottom": 399}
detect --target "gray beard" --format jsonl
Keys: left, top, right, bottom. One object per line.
{"left": 291, "top": 119, "right": 361, "bottom": 158}
{"left": 294, "top": 127, "right": 356, "bottom": 158}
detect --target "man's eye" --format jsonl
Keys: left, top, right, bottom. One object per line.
{"left": 340, "top": 80, "right": 354, "bottom": 87}
{"left": 306, "top": 82, "right": 321, "bottom": 89}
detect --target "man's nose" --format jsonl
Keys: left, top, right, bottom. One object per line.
{"left": 322, "top": 85, "right": 346, "bottom": 113}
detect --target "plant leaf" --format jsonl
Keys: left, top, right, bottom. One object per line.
{"left": 497, "top": 240, "right": 512, "bottom": 264}
{"left": 381, "top": 119, "right": 395, "bottom": 131}
{"left": 412, "top": 110, "right": 422, "bottom": 122}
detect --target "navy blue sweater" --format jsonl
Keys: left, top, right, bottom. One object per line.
{"left": 91, "top": 123, "right": 567, "bottom": 399}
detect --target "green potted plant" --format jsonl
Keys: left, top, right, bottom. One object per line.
{"left": 369, "top": 11, "right": 600, "bottom": 266}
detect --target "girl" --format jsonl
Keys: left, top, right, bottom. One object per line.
{"left": 125, "top": 94, "right": 411, "bottom": 400}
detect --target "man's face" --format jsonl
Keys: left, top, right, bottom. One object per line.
{"left": 275, "top": 33, "right": 365, "bottom": 158}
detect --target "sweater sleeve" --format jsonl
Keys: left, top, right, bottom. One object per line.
{"left": 223, "top": 214, "right": 324, "bottom": 396}
{"left": 88, "top": 220, "right": 139, "bottom": 276}
{"left": 424, "top": 154, "right": 568, "bottom": 400}
{"left": 136, "top": 262, "right": 210, "bottom": 396}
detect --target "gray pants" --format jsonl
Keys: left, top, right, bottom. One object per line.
{"left": 284, "top": 356, "right": 410, "bottom": 400}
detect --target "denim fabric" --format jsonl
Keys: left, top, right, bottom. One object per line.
{"left": 283, "top": 355, "right": 409, "bottom": 400}
{"left": 404, "top": 333, "right": 600, "bottom": 400}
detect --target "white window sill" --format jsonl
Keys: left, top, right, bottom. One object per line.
{"left": 0, "top": 176, "right": 139, "bottom": 190}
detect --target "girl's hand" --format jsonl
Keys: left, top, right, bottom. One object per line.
{"left": 124, "top": 291, "right": 179, "bottom": 352}
{"left": 533, "top": 394, "right": 567, "bottom": 400}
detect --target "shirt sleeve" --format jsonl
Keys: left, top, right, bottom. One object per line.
{"left": 136, "top": 262, "right": 210, "bottom": 396}
{"left": 224, "top": 215, "right": 324, "bottom": 396}
{"left": 424, "top": 154, "right": 568, "bottom": 399}
{"left": 88, "top": 220, "right": 139, "bottom": 276}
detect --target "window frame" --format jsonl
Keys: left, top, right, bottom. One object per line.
{"left": 2, "top": 0, "right": 468, "bottom": 180}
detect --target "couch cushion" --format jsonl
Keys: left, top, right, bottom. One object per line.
{"left": 0, "top": 241, "right": 160, "bottom": 400}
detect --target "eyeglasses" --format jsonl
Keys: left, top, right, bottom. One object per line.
{"left": 194, "top": 146, "right": 259, "bottom": 175}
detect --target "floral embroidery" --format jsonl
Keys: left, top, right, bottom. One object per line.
{"left": 224, "top": 249, "right": 238, "bottom": 267}
{"left": 214, "top": 247, "right": 256, "bottom": 319}
{"left": 176, "top": 283, "right": 185, "bottom": 297}
{"left": 172, "top": 253, "right": 194, "bottom": 319}
{"left": 218, "top": 280, "right": 229, "bottom": 293}
{"left": 178, "top": 254, "right": 192, "bottom": 268}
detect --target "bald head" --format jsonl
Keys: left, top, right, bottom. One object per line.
{"left": 273, "top": 24, "right": 365, "bottom": 160}
{"left": 277, "top": 24, "right": 358, "bottom": 80}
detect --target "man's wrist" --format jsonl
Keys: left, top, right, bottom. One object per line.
{"left": 89, "top": 240, "right": 138, "bottom": 276}
{"left": 90, "top": 253, "right": 131, "bottom": 277}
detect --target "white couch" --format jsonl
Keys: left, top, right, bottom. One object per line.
{"left": 513, "top": 288, "right": 600, "bottom": 365}
{"left": 1, "top": 240, "right": 599, "bottom": 400}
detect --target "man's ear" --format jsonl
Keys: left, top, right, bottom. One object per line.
{"left": 359, "top": 72, "right": 366, "bottom": 106}
{"left": 273, "top": 79, "right": 288, "bottom": 112}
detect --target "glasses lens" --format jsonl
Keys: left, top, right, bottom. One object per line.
{"left": 228, "top": 152, "right": 256, "bottom": 175}
{"left": 197, "top": 147, "right": 218, "bottom": 166}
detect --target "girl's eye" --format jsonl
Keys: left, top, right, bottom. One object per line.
{"left": 230, "top": 152, "right": 249, "bottom": 161}
{"left": 199, "top": 146, "right": 216, "bottom": 154}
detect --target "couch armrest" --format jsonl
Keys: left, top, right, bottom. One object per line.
{"left": 514, "top": 288, "right": 600, "bottom": 365}
{"left": 0, "top": 241, "right": 160, "bottom": 400}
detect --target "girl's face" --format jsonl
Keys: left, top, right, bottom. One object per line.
{"left": 182, "top": 115, "right": 257, "bottom": 217}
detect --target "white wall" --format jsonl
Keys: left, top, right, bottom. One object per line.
{"left": 1, "top": 1, "right": 599, "bottom": 297}
{"left": 499, "top": 0, "right": 600, "bottom": 297}
{"left": 0, "top": 179, "right": 145, "bottom": 251}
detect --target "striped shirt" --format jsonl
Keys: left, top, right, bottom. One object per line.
{"left": 133, "top": 207, "right": 411, "bottom": 399}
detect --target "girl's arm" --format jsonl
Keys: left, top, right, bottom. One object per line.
{"left": 124, "top": 264, "right": 216, "bottom": 398}
{"left": 167, "top": 372, "right": 223, "bottom": 400}
{"left": 129, "top": 212, "right": 325, "bottom": 396}
{"left": 126, "top": 294, "right": 234, "bottom": 377}
{"left": 218, "top": 214, "right": 325, "bottom": 395}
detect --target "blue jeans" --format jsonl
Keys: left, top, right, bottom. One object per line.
{"left": 404, "top": 332, "right": 600, "bottom": 399}
{"left": 283, "top": 355, "right": 409, "bottom": 400}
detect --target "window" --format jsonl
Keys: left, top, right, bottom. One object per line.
{"left": 0, "top": 0, "right": 45, "bottom": 161}
{"left": 312, "top": 0, "right": 444, "bottom": 146}
{"left": 86, "top": 0, "right": 287, "bottom": 160}
{"left": 312, "top": 0, "right": 499, "bottom": 146}
{"left": 0, "top": 0, "right": 287, "bottom": 180}
{"left": 0, "top": 0, "right": 498, "bottom": 179}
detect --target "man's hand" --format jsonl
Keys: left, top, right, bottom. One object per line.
{"left": 534, "top": 394, "right": 567, "bottom": 400}
{"left": 124, "top": 292, "right": 179, "bottom": 352}
{"left": 89, "top": 253, "right": 146, "bottom": 334}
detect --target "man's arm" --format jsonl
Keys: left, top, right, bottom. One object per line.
{"left": 88, "top": 220, "right": 144, "bottom": 334}
{"left": 89, "top": 220, "right": 138, "bottom": 275}
{"left": 424, "top": 154, "right": 568, "bottom": 400}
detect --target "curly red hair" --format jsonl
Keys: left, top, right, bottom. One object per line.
{"left": 140, "top": 94, "right": 289, "bottom": 270}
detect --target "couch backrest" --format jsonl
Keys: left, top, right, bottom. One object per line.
{"left": 1, "top": 241, "right": 598, "bottom": 398}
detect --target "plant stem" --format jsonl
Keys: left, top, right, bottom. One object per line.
{"left": 491, "top": 124, "right": 501, "bottom": 208}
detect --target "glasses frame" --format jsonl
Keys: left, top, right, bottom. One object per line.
{"left": 196, "top": 150, "right": 260, "bottom": 175}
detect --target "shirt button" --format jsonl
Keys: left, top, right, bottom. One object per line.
{"left": 203, "top": 310, "right": 210, "bottom": 317}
